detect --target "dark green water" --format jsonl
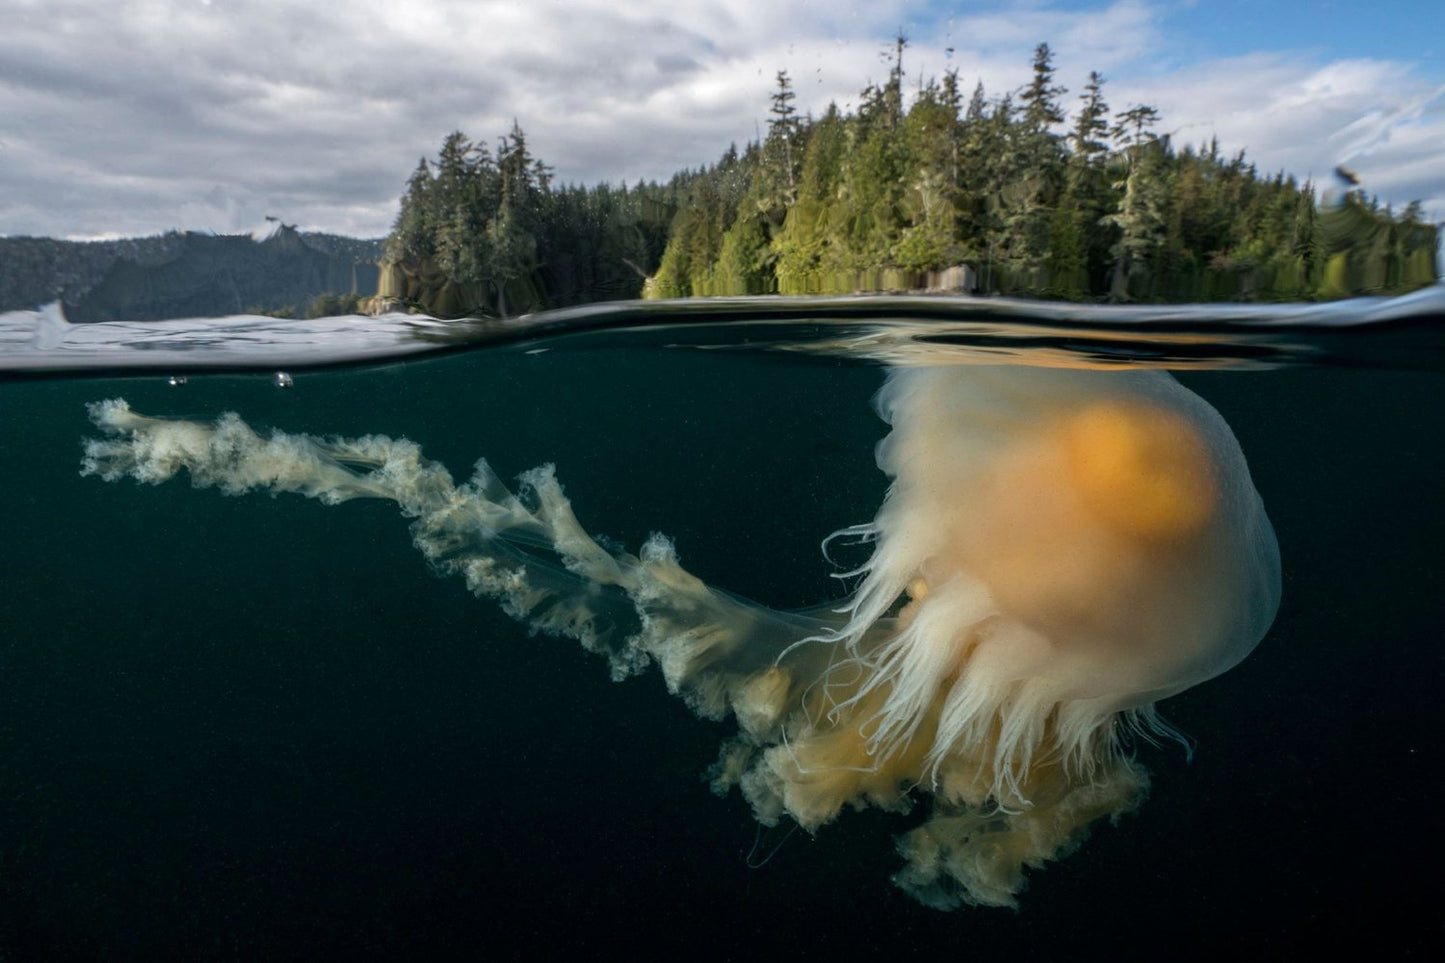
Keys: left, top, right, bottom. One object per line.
{"left": 2, "top": 325, "right": 1442, "bottom": 958}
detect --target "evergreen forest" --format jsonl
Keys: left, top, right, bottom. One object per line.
{"left": 382, "top": 41, "right": 1439, "bottom": 317}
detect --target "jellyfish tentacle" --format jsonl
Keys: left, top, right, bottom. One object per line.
{"left": 81, "top": 396, "right": 836, "bottom": 705}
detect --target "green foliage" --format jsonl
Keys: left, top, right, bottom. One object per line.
{"left": 764, "top": 70, "right": 803, "bottom": 211}
{"left": 305, "top": 292, "right": 363, "bottom": 318}
{"left": 774, "top": 106, "right": 849, "bottom": 293}
{"left": 385, "top": 44, "right": 1438, "bottom": 312}
{"left": 643, "top": 42, "right": 1437, "bottom": 302}
{"left": 382, "top": 126, "right": 676, "bottom": 316}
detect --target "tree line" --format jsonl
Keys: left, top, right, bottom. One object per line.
{"left": 380, "top": 122, "right": 680, "bottom": 316}
{"left": 383, "top": 41, "right": 1438, "bottom": 316}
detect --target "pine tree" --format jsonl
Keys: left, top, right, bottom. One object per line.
{"left": 991, "top": 44, "right": 1067, "bottom": 287}
{"left": 1049, "top": 71, "right": 1113, "bottom": 295}
{"left": 1069, "top": 72, "right": 1110, "bottom": 165}
{"left": 387, "top": 159, "right": 436, "bottom": 263}
{"left": 1020, "top": 43, "right": 1066, "bottom": 130}
{"left": 774, "top": 104, "right": 848, "bottom": 292}
{"left": 489, "top": 122, "right": 545, "bottom": 315}
{"left": 766, "top": 70, "right": 802, "bottom": 207}
{"left": 1105, "top": 106, "right": 1168, "bottom": 299}
{"left": 894, "top": 81, "right": 964, "bottom": 273}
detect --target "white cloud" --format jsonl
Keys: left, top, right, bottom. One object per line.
{"left": 0, "top": 0, "right": 1439, "bottom": 239}
{"left": 1113, "top": 54, "right": 1445, "bottom": 213}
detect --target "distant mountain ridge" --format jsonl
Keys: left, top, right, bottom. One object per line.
{"left": 0, "top": 226, "right": 384, "bottom": 320}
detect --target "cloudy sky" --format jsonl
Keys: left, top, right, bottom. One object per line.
{"left": 2, "top": 0, "right": 1441, "bottom": 240}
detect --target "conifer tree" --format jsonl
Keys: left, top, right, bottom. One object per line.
{"left": 774, "top": 105, "right": 848, "bottom": 292}
{"left": 767, "top": 70, "right": 802, "bottom": 207}
{"left": 1105, "top": 106, "right": 1168, "bottom": 298}
{"left": 1050, "top": 71, "right": 1113, "bottom": 295}
{"left": 894, "top": 80, "right": 964, "bottom": 273}
{"left": 387, "top": 159, "right": 436, "bottom": 263}
{"left": 1020, "top": 43, "right": 1066, "bottom": 130}
{"left": 999, "top": 43, "right": 1067, "bottom": 286}
{"left": 1069, "top": 72, "right": 1110, "bottom": 165}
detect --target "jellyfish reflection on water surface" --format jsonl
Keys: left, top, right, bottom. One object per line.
{"left": 80, "top": 362, "right": 1280, "bottom": 909}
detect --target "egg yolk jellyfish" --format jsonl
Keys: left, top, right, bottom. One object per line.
{"left": 80, "top": 364, "right": 1279, "bottom": 909}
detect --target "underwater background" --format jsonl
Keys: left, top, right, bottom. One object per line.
{"left": 1, "top": 304, "right": 1443, "bottom": 959}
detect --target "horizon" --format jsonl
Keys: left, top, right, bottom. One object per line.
{"left": 2, "top": 0, "right": 1442, "bottom": 241}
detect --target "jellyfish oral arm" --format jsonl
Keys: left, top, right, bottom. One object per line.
{"left": 79, "top": 397, "right": 829, "bottom": 698}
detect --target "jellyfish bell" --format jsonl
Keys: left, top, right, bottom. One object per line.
{"left": 862, "top": 366, "right": 1278, "bottom": 711}
{"left": 731, "top": 365, "right": 1279, "bottom": 907}
{"left": 79, "top": 362, "right": 1279, "bottom": 911}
